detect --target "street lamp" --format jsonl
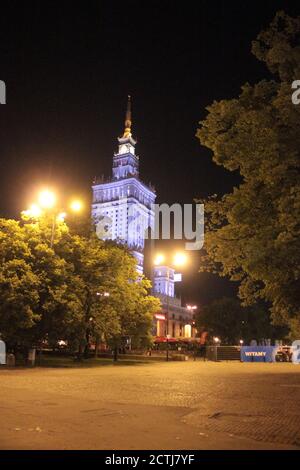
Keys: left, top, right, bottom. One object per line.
{"left": 213, "top": 337, "right": 220, "bottom": 362}
{"left": 173, "top": 252, "right": 188, "bottom": 267}
{"left": 186, "top": 305, "right": 197, "bottom": 311}
{"left": 70, "top": 199, "right": 83, "bottom": 213}
{"left": 24, "top": 203, "right": 42, "bottom": 218}
{"left": 38, "top": 189, "right": 56, "bottom": 209}
{"left": 153, "top": 253, "right": 165, "bottom": 266}
{"left": 23, "top": 192, "right": 83, "bottom": 247}
{"left": 57, "top": 212, "right": 67, "bottom": 222}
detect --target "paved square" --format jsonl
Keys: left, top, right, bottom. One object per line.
{"left": 0, "top": 361, "right": 300, "bottom": 449}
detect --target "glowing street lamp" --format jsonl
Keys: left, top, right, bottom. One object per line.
{"left": 154, "top": 253, "right": 165, "bottom": 266}
{"left": 153, "top": 251, "right": 188, "bottom": 268}
{"left": 23, "top": 192, "right": 83, "bottom": 247}
{"left": 187, "top": 305, "right": 197, "bottom": 311}
{"left": 70, "top": 199, "right": 83, "bottom": 213}
{"left": 24, "top": 203, "right": 43, "bottom": 218}
{"left": 56, "top": 212, "right": 67, "bottom": 222}
{"left": 186, "top": 305, "right": 198, "bottom": 336}
{"left": 96, "top": 292, "right": 110, "bottom": 297}
{"left": 173, "top": 252, "right": 188, "bottom": 267}
{"left": 49, "top": 200, "right": 82, "bottom": 246}
{"left": 38, "top": 190, "right": 56, "bottom": 209}
{"left": 213, "top": 337, "right": 220, "bottom": 361}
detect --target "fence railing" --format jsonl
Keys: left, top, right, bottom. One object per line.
{"left": 206, "top": 345, "right": 241, "bottom": 361}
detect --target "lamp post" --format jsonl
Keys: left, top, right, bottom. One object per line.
{"left": 166, "top": 334, "right": 171, "bottom": 362}
{"left": 153, "top": 252, "right": 188, "bottom": 359}
{"left": 95, "top": 292, "right": 110, "bottom": 357}
{"left": 213, "top": 336, "right": 220, "bottom": 362}
{"left": 166, "top": 267, "right": 170, "bottom": 336}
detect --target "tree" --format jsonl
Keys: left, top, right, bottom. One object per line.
{"left": 0, "top": 217, "right": 83, "bottom": 352}
{"left": 197, "top": 298, "right": 245, "bottom": 345}
{"left": 54, "top": 226, "right": 160, "bottom": 358}
{"left": 0, "top": 214, "right": 160, "bottom": 358}
{"left": 0, "top": 219, "right": 40, "bottom": 349}
{"left": 196, "top": 12, "right": 300, "bottom": 337}
{"left": 196, "top": 297, "right": 287, "bottom": 345}
{"left": 80, "top": 240, "right": 159, "bottom": 360}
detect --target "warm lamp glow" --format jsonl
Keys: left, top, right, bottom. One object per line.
{"left": 38, "top": 190, "right": 56, "bottom": 209}
{"left": 173, "top": 252, "right": 188, "bottom": 267}
{"left": 187, "top": 305, "right": 197, "bottom": 311}
{"left": 57, "top": 212, "right": 67, "bottom": 222}
{"left": 70, "top": 199, "right": 83, "bottom": 212}
{"left": 154, "top": 254, "right": 165, "bottom": 266}
{"left": 26, "top": 204, "right": 42, "bottom": 218}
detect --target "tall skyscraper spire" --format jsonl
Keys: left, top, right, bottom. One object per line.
{"left": 92, "top": 97, "right": 156, "bottom": 275}
{"left": 123, "top": 95, "right": 132, "bottom": 138}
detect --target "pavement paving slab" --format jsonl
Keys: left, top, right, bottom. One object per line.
{"left": 0, "top": 361, "right": 299, "bottom": 450}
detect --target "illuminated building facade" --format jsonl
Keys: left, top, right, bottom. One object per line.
{"left": 91, "top": 96, "right": 156, "bottom": 275}
{"left": 152, "top": 267, "right": 196, "bottom": 340}
{"left": 92, "top": 97, "right": 196, "bottom": 340}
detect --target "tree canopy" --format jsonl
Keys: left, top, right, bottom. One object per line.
{"left": 0, "top": 214, "right": 160, "bottom": 354}
{"left": 196, "top": 12, "right": 300, "bottom": 337}
{"left": 196, "top": 297, "right": 287, "bottom": 345}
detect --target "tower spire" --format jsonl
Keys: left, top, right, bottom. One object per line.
{"left": 122, "top": 95, "right": 132, "bottom": 138}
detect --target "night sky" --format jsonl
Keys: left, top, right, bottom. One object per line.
{"left": 1, "top": 1, "right": 300, "bottom": 307}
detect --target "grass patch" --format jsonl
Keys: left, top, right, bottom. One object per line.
{"left": 37, "top": 355, "right": 152, "bottom": 368}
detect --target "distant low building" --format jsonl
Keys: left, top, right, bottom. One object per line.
{"left": 152, "top": 268, "right": 196, "bottom": 340}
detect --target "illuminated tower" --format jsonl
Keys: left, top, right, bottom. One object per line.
{"left": 91, "top": 96, "right": 156, "bottom": 274}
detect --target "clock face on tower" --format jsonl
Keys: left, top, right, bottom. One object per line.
{"left": 119, "top": 143, "right": 135, "bottom": 155}
{"left": 95, "top": 215, "right": 112, "bottom": 240}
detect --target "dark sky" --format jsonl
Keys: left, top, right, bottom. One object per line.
{"left": 1, "top": 1, "right": 300, "bottom": 307}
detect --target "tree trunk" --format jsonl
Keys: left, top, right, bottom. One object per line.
{"left": 113, "top": 346, "right": 118, "bottom": 362}
{"left": 94, "top": 338, "right": 99, "bottom": 358}
{"left": 84, "top": 328, "right": 90, "bottom": 358}
{"left": 76, "top": 344, "right": 83, "bottom": 362}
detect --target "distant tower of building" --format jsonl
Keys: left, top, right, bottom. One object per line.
{"left": 153, "top": 266, "right": 175, "bottom": 297}
{"left": 92, "top": 97, "right": 196, "bottom": 339}
{"left": 91, "top": 96, "right": 156, "bottom": 274}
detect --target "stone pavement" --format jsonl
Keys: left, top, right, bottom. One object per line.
{"left": 0, "top": 361, "right": 299, "bottom": 449}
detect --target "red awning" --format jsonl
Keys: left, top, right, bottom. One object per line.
{"left": 154, "top": 336, "right": 178, "bottom": 343}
